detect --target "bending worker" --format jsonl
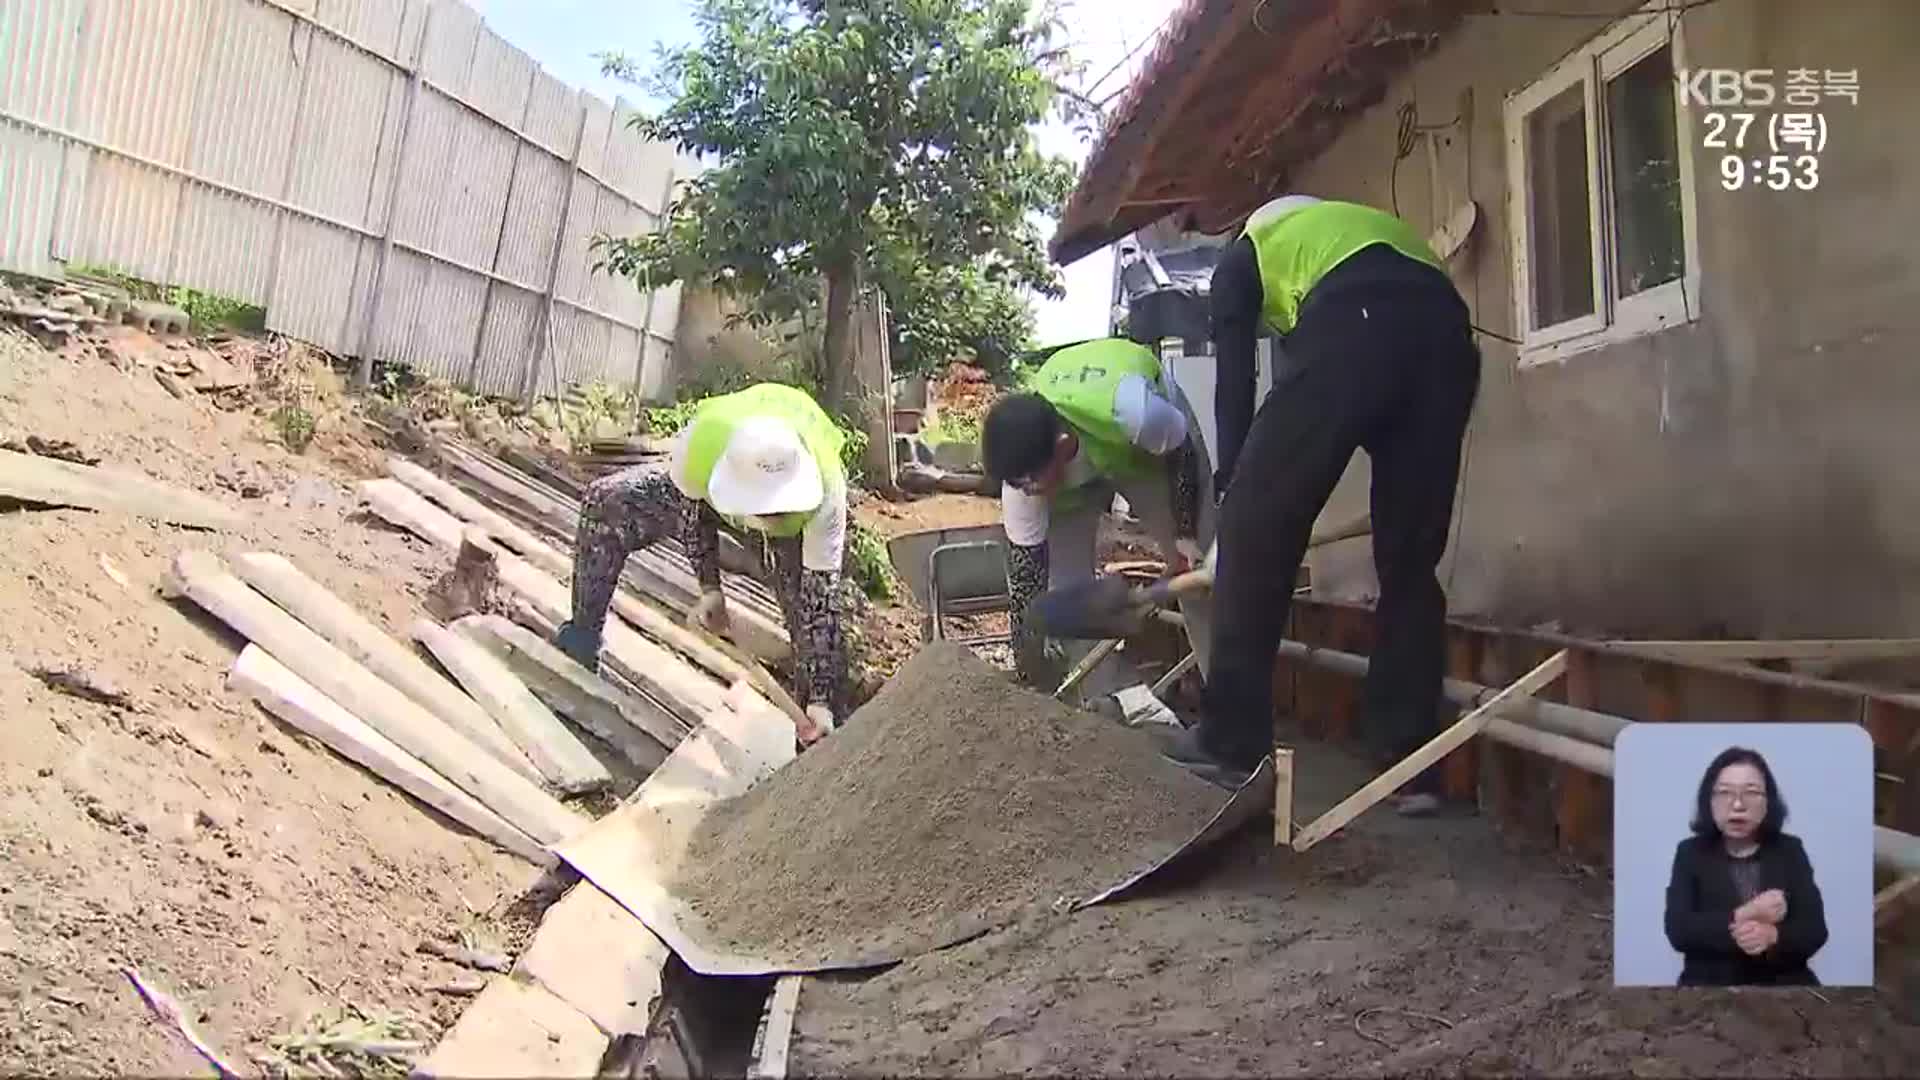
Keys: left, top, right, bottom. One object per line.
{"left": 555, "top": 382, "right": 846, "bottom": 746}
{"left": 1158, "top": 195, "right": 1480, "bottom": 810}
{"left": 981, "top": 336, "right": 1209, "bottom": 699}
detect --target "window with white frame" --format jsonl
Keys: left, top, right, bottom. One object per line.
{"left": 1505, "top": 5, "right": 1701, "bottom": 363}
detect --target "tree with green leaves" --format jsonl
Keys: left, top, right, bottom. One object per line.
{"left": 596, "top": 0, "right": 1078, "bottom": 409}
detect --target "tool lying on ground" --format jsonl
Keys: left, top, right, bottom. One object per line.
{"left": 1031, "top": 511, "right": 1372, "bottom": 642}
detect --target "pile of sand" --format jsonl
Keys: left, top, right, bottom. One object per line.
{"left": 665, "top": 641, "right": 1226, "bottom": 968}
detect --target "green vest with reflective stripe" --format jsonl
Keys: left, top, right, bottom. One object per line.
{"left": 1027, "top": 338, "right": 1161, "bottom": 484}
{"left": 679, "top": 383, "right": 845, "bottom": 538}
{"left": 1243, "top": 200, "right": 1444, "bottom": 334}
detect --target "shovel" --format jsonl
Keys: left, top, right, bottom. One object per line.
{"left": 1029, "top": 511, "right": 1372, "bottom": 641}
{"left": 681, "top": 614, "right": 821, "bottom": 742}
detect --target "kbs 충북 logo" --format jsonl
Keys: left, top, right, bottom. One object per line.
{"left": 1676, "top": 68, "right": 1859, "bottom": 193}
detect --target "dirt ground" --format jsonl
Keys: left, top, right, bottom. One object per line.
{"left": 855, "top": 491, "right": 1000, "bottom": 541}
{"left": 0, "top": 329, "right": 548, "bottom": 1073}
{"left": 792, "top": 725, "right": 1920, "bottom": 1077}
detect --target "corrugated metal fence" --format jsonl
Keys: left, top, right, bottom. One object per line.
{"left": 0, "top": 0, "right": 684, "bottom": 398}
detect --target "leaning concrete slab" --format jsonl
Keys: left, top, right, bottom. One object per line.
{"left": 412, "top": 977, "right": 606, "bottom": 1079}
{"left": 516, "top": 881, "right": 663, "bottom": 1037}
{"left": 451, "top": 614, "right": 677, "bottom": 772}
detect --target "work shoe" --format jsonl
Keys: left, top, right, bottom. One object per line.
{"left": 1154, "top": 725, "right": 1253, "bottom": 790}
{"left": 1392, "top": 792, "right": 1441, "bottom": 817}
{"left": 553, "top": 620, "right": 603, "bottom": 673}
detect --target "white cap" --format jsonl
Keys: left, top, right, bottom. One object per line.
{"left": 1245, "top": 194, "right": 1323, "bottom": 230}
{"left": 707, "top": 416, "right": 824, "bottom": 517}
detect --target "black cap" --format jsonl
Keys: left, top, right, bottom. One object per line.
{"left": 980, "top": 393, "right": 1063, "bottom": 490}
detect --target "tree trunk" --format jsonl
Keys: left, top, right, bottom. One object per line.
{"left": 821, "top": 260, "right": 857, "bottom": 413}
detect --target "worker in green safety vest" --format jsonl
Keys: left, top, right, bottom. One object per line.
{"left": 554, "top": 383, "right": 847, "bottom": 747}
{"left": 1155, "top": 195, "right": 1481, "bottom": 809}
{"left": 980, "top": 336, "right": 1211, "bottom": 704}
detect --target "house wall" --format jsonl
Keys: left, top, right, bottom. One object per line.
{"left": 1290, "top": 0, "right": 1920, "bottom": 637}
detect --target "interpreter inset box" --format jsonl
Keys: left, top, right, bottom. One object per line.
{"left": 1612, "top": 723, "right": 1874, "bottom": 988}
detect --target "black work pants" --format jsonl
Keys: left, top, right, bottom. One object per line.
{"left": 1200, "top": 270, "right": 1480, "bottom": 786}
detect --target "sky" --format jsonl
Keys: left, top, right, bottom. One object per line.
{"left": 461, "top": 0, "right": 1180, "bottom": 347}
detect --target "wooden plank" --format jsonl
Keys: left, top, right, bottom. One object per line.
{"left": 392, "top": 457, "right": 575, "bottom": 577}
{"left": 164, "top": 551, "right": 587, "bottom": 847}
{"left": 361, "top": 479, "right": 734, "bottom": 732}
{"left": 414, "top": 977, "right": 606, "bottom": 1079}
{"left": 362, "top": 476, "right": 464, "bottom": 550}
{"left": 1615, "top": 638, "right": 1920, "bottom": 663}
{"left": 1272, "top": 747, "right": 1294, "bottom": 847}
{"left": 0, "top": 447, "right": 242, "bottom": 530}
{"left": 436, "top": 440, "right": 582, "bottom": 536}
{"left": 228, "top": 646, "right": 553, "bottom": 866}
{"left": 617, "top": 556, "right": 790, "bottom": 668}
{"left": 434, "top": 442, "right": 793, "bottom": 657}
{"left": 496, "top": 557, "right": 734, "bottom": 731}
{"left": 1152, "top": 650, "right": 1199, "bottom": 696}
{"left": 1645, "top": 664, "right": 1680, "bottom": 722}
{"left": 684, "top": 619, "right": 810, "bottom": 733}
{"left": 228, "top": 552, "right": 542, "bottom": 784}
{"left": 1556, "top": 650, "right": 1608, "bottom": 862}
{"left": 413, "top": 619, "right": 612, "bottom": 796}
{"left": 1875, "top": 873, "right": 1920, "bottom": 930}
{"left": 1442, "top": 633, "right": 1482, "bottom": 800}
{"left": 1292, "top": 650, "right": 1569, "bottom": 853}
{"left": 1324, "top": 613, "right": 1360, "bottom": 743}
{"left": 454, "top": 614, "right": 679, "bottom": 768}
{"left": 748, "top": 976, "right": 802, "bottom": 1080}
{"left": 391, "top": 457, "right": 760, "bottom": 680}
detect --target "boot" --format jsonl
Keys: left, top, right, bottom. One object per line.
{"left": 1153, "top": 725, "right": 1254, "bottom": 790}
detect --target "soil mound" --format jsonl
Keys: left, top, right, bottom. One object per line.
{"left": 667, "top": 641, "right": 1224, "bottom": 966}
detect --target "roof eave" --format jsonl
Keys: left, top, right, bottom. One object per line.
{"left": 1051, "top": 0, "right": 1468, "bottom": 264}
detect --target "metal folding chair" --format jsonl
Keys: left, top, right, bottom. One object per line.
{"left": 926, "top": 540, "right": 1011, "bottom": 649}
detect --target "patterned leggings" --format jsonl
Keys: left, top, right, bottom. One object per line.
{"left": 569, "top": 466, "right": 844, "bottom": 714}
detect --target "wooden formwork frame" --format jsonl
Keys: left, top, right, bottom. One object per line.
{"left": 1277, "top": 599, "right": 1920, "bottom": 863}
{"left": 1275, "top": 651, "right": 1569, "bottom": 851}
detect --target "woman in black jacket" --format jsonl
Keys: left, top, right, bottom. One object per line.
{"left": 1663, "top": 746, "right": 1828, "bottom": 986}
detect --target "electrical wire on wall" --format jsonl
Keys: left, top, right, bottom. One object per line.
{"left": 1388, "top": 100, "right": 1455, "bottom": 218}
{"left": 1444, "top": 91, "right": 1478, "bottom": 596}
{"left": 1381, "top": 93, "right": 1495, "bottom": 594}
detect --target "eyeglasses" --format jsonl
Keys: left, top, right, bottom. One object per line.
{"left": 1711, "top": 787, "right": 1767, "bottom": 807}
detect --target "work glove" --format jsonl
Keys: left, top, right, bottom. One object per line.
{"left": 690, "top": 589, "right": 730, "bottom": 638}
{"left": 799, "top": 703, "right": 835, "bottom": 748}
{"left": 553, "top": 620, "right": 602, "bottom": 672}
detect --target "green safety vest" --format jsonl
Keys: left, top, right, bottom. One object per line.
{"left": 679, "top": 383, "right": 845, "bottom": 538}
{"left": 1244, "top": 200, "right": 1444, "bottom": 334}
{"left": 1026, "top": 338, "right": 1162, "bottom": 486}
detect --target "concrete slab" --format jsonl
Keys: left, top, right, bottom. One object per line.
{"left": 412, "top": 977, "right": 606, "bottom": 1079}
{"left": 517, "top": 881, "right": 667, "bottom": 1037}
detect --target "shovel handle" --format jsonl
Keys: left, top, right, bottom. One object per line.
{"left": 1146, "top": 512, "right": 1368, "bottom": 605}
{"left": 684, "top": 616, "right": 811, "bottom": 729}
{"left": 1142, "top": 567, "right": 1213, "bottom": 606}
